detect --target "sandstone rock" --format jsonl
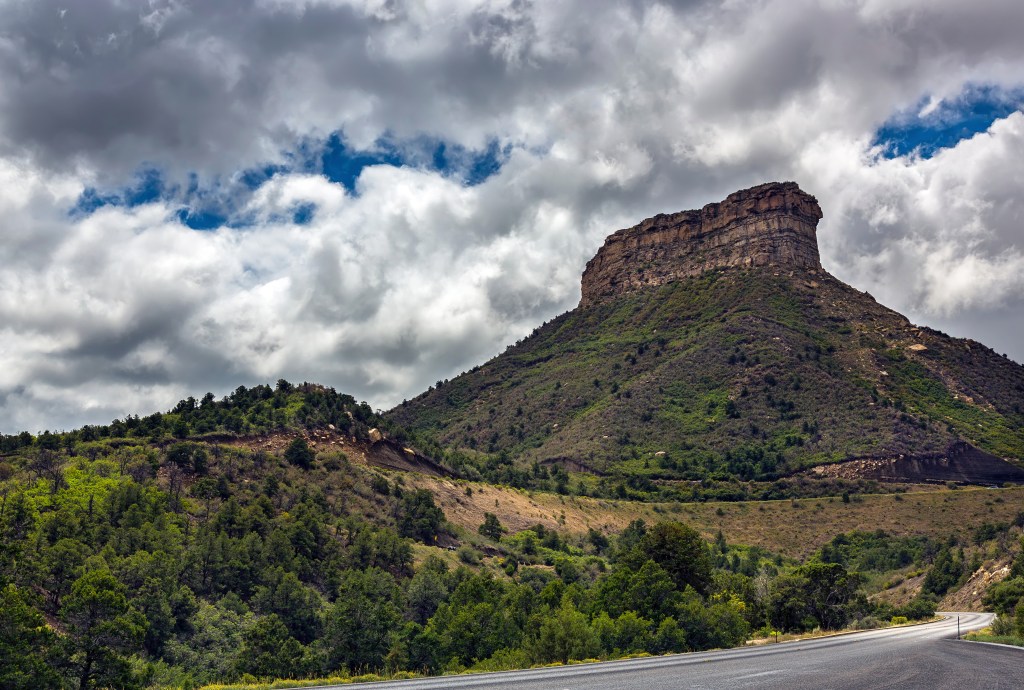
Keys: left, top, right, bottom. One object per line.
{"left": 369, "top": 428, "right": 383, "bottom": 443}
{"left": 580, "top": 181, "right": 823, "bottom": 306}
{"left": 907, "top": 344, "right": 928, "bottom": 352}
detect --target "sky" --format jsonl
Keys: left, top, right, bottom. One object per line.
{"left": 1, "top": 0, "right": 1023, "bottom": 434}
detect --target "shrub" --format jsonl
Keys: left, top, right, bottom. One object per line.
{"left": 396, "top": 489, "right": 445, "bottom": 543}
{"left": 457, "top": 546, "right": 480, "bottom": 565}
{"left": 371, "top": 476, "right": 390, "bottom": 495}
{"left": 478, "top": 513, "right": 505, "bottom": 541}
{"left": 991, "top": 614, "right": 1016, "bottom": 636}
{"left": 284, "top": 438, "right": 315, "bottom": 469}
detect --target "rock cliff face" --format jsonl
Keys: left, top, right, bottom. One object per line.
{"left": 580, "top": 181, "right": 823, "bottom": 306}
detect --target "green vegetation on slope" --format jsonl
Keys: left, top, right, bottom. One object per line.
{"left": 1, "top": 385, "right": 966, "bottom": 689}
{"left": 389, "top": 268, "right": 1024, "bottom": 496}
{"left": 968, "top": 535, "right": 1024, "bottom": 646}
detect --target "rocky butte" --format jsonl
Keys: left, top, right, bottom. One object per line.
{"left": 392, "top": 179, "right": 1024, "bottom": 488}
{"left": 580, "top": 181, "right": 823, "bottom": 306}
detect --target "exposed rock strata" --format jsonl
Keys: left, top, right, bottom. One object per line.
{"left": 580, "top": 181, "right": 823, "bottom": 306}
{"left": 809, "top": 442, "right": 1024, "bottom": 485}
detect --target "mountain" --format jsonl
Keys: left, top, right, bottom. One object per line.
{"left": 389, "top": 182, "right": 1024, "bottom": 489}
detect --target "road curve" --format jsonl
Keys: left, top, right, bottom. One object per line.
{"left": 301, "top": 612, "right": 1022, "bottom": 690}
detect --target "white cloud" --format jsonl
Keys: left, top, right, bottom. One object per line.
{"left": 808, "top": 112, "right": 1024, "bottom": 323}
{"left": 0, "top": 0, "right": 1023, "bottom": 431}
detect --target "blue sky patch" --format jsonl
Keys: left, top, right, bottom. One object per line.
{"left": 873, "top": 84, "right": 1023, "bottom": 159}
{"left": 72, "top": 168, "right": 167, "bottom": 216}
{"left": 320, "top": 133, "right": 507, "bottom": 190}
{"left": 69, "top": 132, "right": 509, "bottom": 229}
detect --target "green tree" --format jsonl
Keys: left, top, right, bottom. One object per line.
{"left": 478, "top": 512, "right": 505, "bottom": 541}
{"left": 321, "top": 567, "right": 402, "bottom": 672}
{"left": 1011, "top": 537, "right": 1024, "bottom": 580}
{"left": 587, "top": 527, "right": 610, "bottom": 554}
{"left": 650, "top": 616, "right": 687, "bottom": 654}
{"left": 0, "top": 584, "right": 62, "bottom": 690}
{"left": 29, "top": 448, "right": 66, "bottom": 495}
{"left": 163, "top": 600, "right": 250, "bottom": 685}
{"left": 396, "top": 489, "right": 445, "bottom": 543}
{"left": 41, "top": 538, "right": 91, "bottom": 614}
{"left": 679, "top": 590, "right": 750, "bottom": 649}
{"left": 252, "top": 570, "right": 323, "bottom": 644}
{"left": 284, "top": 437, "right": 315, "bottom": 469}
{"left": 770, "top": 563, "right": 864, "bottom": 631}
{"left": 396, "top": 622, "right": 442, "bottom": 675}
{"left": 235, "top": 614, "right": 305, "bottom": 679}
{"left": 769, "top": 573, "right": 812, "bottom": 632}
{"left": 427, "top": 574, "right": 523, "bottom": 665}
{"left": 59, "top": 568, "right": 147, "bottom": 690}
{"left": 982, "top": 577, "right": 1024, "bottom": 616}
{"left": 591, "top": 560, "right": 680, "bottom": 622}
{"left": 342, "top": 523, "right": 413, "bottom": 578}
{"left": 922, "top": 545, "right": 963, "bottom": 597}
{"left": 171, "top": 417, "right": 190, "bottom": 439}
{"left": 794, "top": 562, "right": 864, "bottom": 629}
{"left": 406, "top": 565, "right": 449, "bottom": 625}
{"left": 166, "top": 442, "right": 208, "bottom": 474}
{"left": 592, "top": 610, "right": 654, "bottom": 655}
{"left": 636, "top": 522, "right": 714, "bottom": 595}
{"left": 530, "top": 600, "right": 599, "bottom": 664}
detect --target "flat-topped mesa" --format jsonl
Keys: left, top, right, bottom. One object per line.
{"left": 580, "top": 181, "right": 823, "bottom": 306}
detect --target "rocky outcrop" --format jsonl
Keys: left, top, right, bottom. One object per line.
{"left": 809, "top": 442, "right": 1024, "bottom": 485}
{"left": 580, "top": 181, "right": 823, "bottom": 306}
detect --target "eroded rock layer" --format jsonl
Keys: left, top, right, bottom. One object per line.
{"left": 580, "top": 181, "right": 823, "bottom": 306}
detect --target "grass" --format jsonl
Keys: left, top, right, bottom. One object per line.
{"left": 964, "top": 629, "right": 1024, "bottom": 647}
{"left": 412, "top": 473, "right": 1024, "bottom": 560}
{"left": 198, "top": 672, "right": 420, "bottom": 689}
{"left": 748, "top": 615, "right": 942, "bottom": 646}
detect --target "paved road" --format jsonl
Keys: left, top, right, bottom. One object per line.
{"left": 301, "top": 612, "right": 1024, "bottom": 690}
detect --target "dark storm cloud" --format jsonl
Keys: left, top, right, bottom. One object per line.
{"left": 0, "top": 0, "right": 367, "bottom": 176}
{"left": 0, "top": 0, "right": 590, "bottom": 181}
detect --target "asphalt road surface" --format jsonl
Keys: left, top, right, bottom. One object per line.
{"left": 302, "top": 612, "right": 1024, "bottom": 690}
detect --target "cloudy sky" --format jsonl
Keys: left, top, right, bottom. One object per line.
{"left": 1, "top": 0, "right": 1023, "bottom": 433}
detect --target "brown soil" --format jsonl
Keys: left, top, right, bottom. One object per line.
{"left": 217, "top": 429, "right": 452, "bottom": 477}
{"left": 940, "top": 558, "right": 1014, "bottom": 612}
{"left": 409, "top": 478, "right": 1024, "bottom": 561}
{"left": 872, "top": 572, "right": 927, "bottom": 608}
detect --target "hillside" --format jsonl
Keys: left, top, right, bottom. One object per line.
{"left": 389, "top": 183, "right": 1024, "bottom": 491}
{"left": 5, "top": 384, "right": 1022, "bottom": 689}
{"left": 6, "top": 379, "right": 992, "bottom": 690}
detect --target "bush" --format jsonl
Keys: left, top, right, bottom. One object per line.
{"left": 991, "top": 614, "right": 1016, "bottom": 636}
{"left": 471, "top": 647, "right": 532, "bottom": 672}
{"left": 284, "top": 438, "right": 315, "bottom": 469}
{"left": 890, "top": 616, "right": 908, "bottom": 625}
{"left": 396, "top": 489, "right": 445, "bottom": 543}
{"left": 371, "top": 476, "right": 390, "bottom": 495}
{"left": 457, "top": 546, "right": 480, "bottom": 565}
{"left": 895, "top": 594, "right": 936, "bottom": 621}
{"left": 478, "top": 513, "right": 504, "bottom": 541}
